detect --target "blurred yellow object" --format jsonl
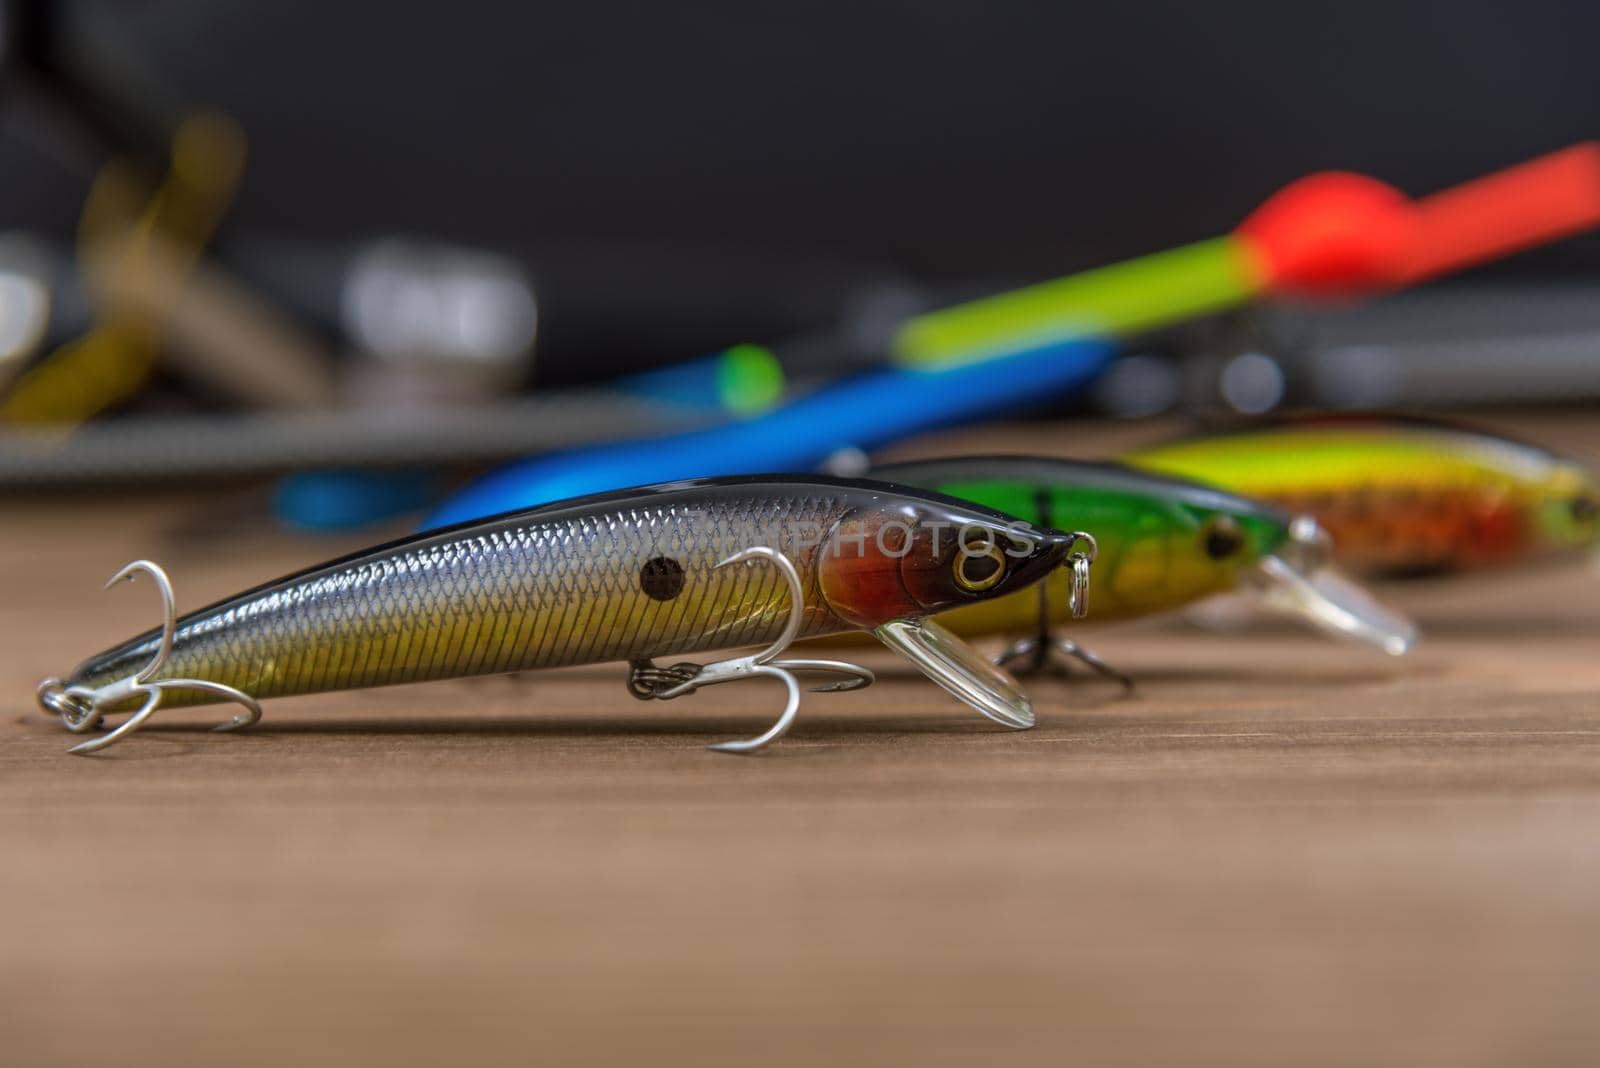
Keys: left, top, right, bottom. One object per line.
{"left": 0, "top": 112, "right": 247, "bottom": 425}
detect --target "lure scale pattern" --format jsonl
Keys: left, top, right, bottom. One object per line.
{"left": 69, "top": 492, "right": 850, "bottom": 703}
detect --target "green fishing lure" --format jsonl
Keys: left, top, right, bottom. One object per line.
{"left": 874, "top": 456, "right": 1415, "bottom": 674}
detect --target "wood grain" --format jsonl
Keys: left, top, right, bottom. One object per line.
{"left": 3, "top": 413, "right": 1598, "bottom": 1067}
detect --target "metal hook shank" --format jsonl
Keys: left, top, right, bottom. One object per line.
{"left": 626, "top": 546, "right": 874, "bottom": 754}
{"left": 38, "top": 560, "right": 263, "bottom": 755}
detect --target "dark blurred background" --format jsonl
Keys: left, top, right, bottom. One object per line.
{"left": 4, "top": 1, "right": 1596, "bottom": 380}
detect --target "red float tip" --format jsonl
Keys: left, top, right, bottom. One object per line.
{"left": 1236, "top": 142, "right": 1600, "bottom": 298}
{"left": 1236, "top": 172, "right": 1414, "bottom": 295}
{"left": 1399, "top": 141, "right": 1600, "bottom": 284}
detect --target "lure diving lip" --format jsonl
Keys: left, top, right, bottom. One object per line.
{"left": 1248, "top": 533, "right": 1414, "bottom": 657}
{"left": 1123, "top": 415, "right": 1600, "bottom": 578}
{"left": 871, "top": 456, "right": 1417, "bottom": 664}
{"left": 37, "top": 475, "right": 1087, "bottom": 755}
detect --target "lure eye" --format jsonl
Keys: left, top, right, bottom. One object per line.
{"left": 1200, "top": 516, "right": 1245, "bottom": 560}
{"left": 1571, "top": 495, "right": 1598, "bottom": 524}
{"left": 953, "top": 540, "right": 1008, "bottom": 593}
{"left": 639, "top": 556, "right": 686, "bottom": 601}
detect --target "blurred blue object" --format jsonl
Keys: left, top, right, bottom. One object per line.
{"left": 617, "top": 343, "right": 786, "bottom": 414}
{"left": 276, "top": 469, "right": 440, "bottom": 531}
{"left": 422, "top": 335, "right": 1112, "bottom": 529}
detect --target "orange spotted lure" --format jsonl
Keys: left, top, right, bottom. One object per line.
{"left": 1125, "top": 417, "right": 1600, "bottom": 577}
{"left": 37, "top": 476, "right": 1092, "bottom": 755}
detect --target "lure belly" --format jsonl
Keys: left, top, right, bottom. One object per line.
{"left": 1124, "top": 418, "right": 1600, "bottom": 577}
{"left": 873, "top": 456, "right": 1415, "bottom": 660}
{"left": 40, "top": 476, "right": 1079, "bottom": 753}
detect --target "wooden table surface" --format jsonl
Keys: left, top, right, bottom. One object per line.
{"left": 3, "top": 413, "right": 1598, "bottom": 1067}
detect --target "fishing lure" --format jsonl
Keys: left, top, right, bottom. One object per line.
{"left": 1124, "top": 417, "right": 1600, "bottom": 577}
{"left": 36, "top": 476, "right": 1092, "bottom": 755}
{"left": 872, "top": 456, "right": 1415, "bottom": 678}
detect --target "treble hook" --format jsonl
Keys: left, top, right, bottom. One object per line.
{"left": 993, "top": 531, "right": 1133, "bottom": 690}
{"left": 36, "top": 560, "right": 262, "bottom": 754}
{"left": 626, "top": 546, "right": 874, "bottom": 753}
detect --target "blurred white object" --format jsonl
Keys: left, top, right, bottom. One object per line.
{"left": 1220, "top": 351, "right": 1285, "bottom": 414}
{"left": 0, "top": 235, "right": 55, "bottom": 384}
{"left": 342, "top": 240, "right": 538, "bottom": 392}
